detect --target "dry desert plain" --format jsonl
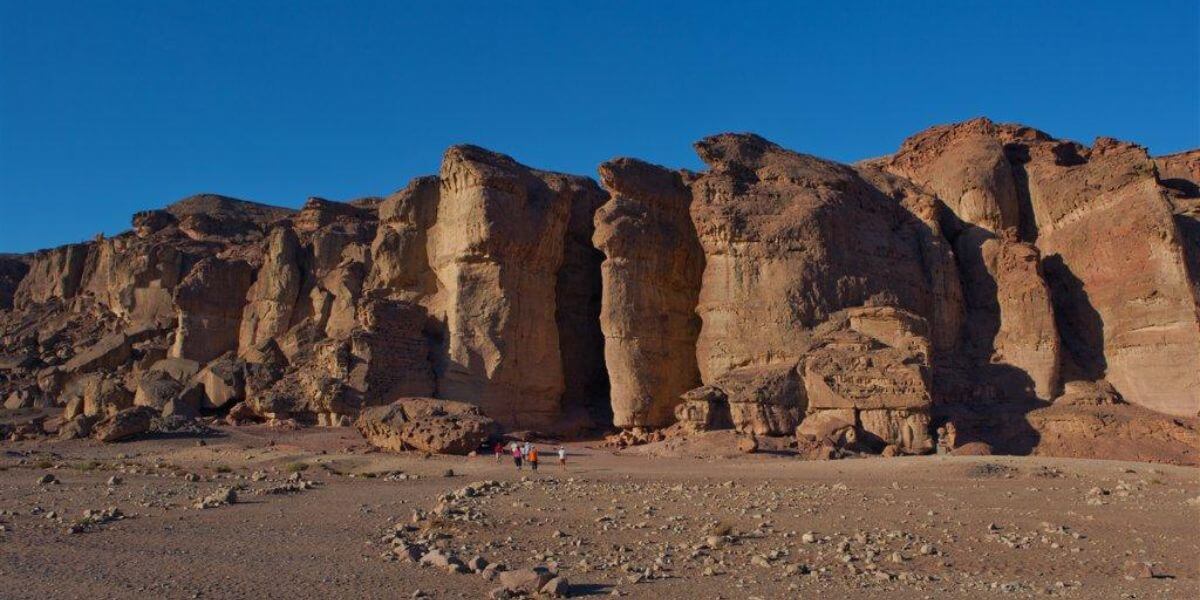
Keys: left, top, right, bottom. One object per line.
{"left": 1, "top": 425, "right": 1197, "bottom": 600}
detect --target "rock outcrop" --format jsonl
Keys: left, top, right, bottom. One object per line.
{"left": 354, "top": 397, "right": 497, "bottom": 455}
{"left": 688, "top": 134, "right": 957, "bottom": 384}
{"left": 799, "top": 307, "right": 935, "bottom": 453}
{"left": 2, "top": 118, "right": 1197, "bottom": 462}
{"left": 595, "top": 158, "right": 704, "bottom": 428}
{"left": 1001, "top": 130, "right": 1200, "bottom": 416}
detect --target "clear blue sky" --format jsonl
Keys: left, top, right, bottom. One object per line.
{"left": 2, "top": 1, "right": 1197, "bottom": 253}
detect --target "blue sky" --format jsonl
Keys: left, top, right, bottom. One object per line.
{"left": 2, "top": 1, "right": 1197, "bottom": 252}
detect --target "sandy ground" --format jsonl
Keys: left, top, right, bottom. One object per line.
{"left": 1, "top": 425, "right": 1197, "bottom": 600}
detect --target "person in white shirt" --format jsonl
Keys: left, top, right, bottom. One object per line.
{"left": 557, "top": 446, "right": 566, "bottom": 468}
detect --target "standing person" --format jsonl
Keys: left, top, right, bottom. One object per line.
{"left": 529, "top": 446, "right": 539, "bottom": 472}
{"left": 557, "top": 445, "right": 567, "bottom": 468}
{"left": 493, "top": 442, "right": 504, "bottom": 463}
{"left": 512, "top": 443, "right": 523, "bottom": 470}
{"left": 523, "top": 441, "right": 532, "bottom": 459}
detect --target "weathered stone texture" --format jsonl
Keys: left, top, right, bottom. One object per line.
{"left": 595, "top": 158, "right": 704, "bottom": 428}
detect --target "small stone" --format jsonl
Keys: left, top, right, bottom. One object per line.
{"left": 36, "top": 474, "right": 57, "bottom": 485}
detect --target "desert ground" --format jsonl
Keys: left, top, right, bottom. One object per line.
{"left": 1, "top": 425, "right": 1196, "bottom": 600}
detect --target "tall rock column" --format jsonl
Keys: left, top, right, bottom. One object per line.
{"left": 428, "top": 146, "right": 571, "bottom": 429}
{"left": 594, "top": 158, "right": 704, "bottom": 428}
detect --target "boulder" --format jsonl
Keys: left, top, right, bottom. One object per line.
{"left": 148, "top": 357, "right": 201, "bottom": 382}
{"left": 133, "top": 371, "right": 183, "bottom": 410}
{"left": 193, "top": 354, "right": 246, "bottom": 410}
{"left": 63, "top": 395, "right": 84, "bottom": 420}
{"left": 93, "top": 406, "right": 157, "bottom": 442}
{"left": 82, "top": 375, "right": 134, "bottom": 417}
{"left": 354, "top": 397, "right": 498, "bottom": 455}
{"left": 61, "top": 332, "right": 132, "bottom": 375}
{"left": 496, "top": 567, "right": 555, "bottom": 595}
{"left": 4, "top": 391, "right": 31, "bottom": 410}
{"left": 673, "top": 386, "right": 732, "bottom": 432}
{"left": 713, "top": 364, "right": 805, "bottom": 436}
{"left": 162, "top": 395, "right": 201, "bottom": 419}
{"left": 58, "top": 414, "right": 97, "bottom": 440}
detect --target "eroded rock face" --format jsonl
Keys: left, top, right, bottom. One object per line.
{"left": 799, "top": 308, "right": 935, "bottom": 453}
{"left": 881, "top": 118, "right": 1021, "bottom": 232}
{"left": 595, "top": 158, "right": 704, "bottom": 428}
{"left": 424, "top": 146, "right": 573, "bottom": 429}
{"left": 688, "top": 134, "right": 951, "bottom": 383}
{"left": 1002, "top": 131, "right": 1200, "bottom": 416}
{"left": 171, "top": 258, "right": 254, "bottom": 364}
{"left": 2, "top": 121, "right": 1197, "bottom": 463}
{"left": 877, "top": 118, "right": 1062, "bottom": 402}
{"left": 239, "top": 228, "right": 304, "bottom": 354}
{"left": 954, "top": 228, "right": 1061, "bottom": 400}
{"left": 14, "top": 243, "right": 90, "bottom": 308}
{"left": 355, "top": 397, "right": 497, "bottom": 455}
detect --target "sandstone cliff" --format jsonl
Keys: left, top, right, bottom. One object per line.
{"left": 1, "top": 119, "right": 1196, "bottom": 463}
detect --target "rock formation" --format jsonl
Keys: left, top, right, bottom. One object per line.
{"left": 1, "top": 118, "right": 1196, "bottom": 461}
{"left": 595, "top": 158, "right": 704, "bottom": 428}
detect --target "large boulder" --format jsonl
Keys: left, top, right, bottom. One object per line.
{"left": 595, "top": 158, "right": 704, "bottom": 428}
{"left": 193, "top": 354, "right": 246, "bottom": 410}
{"left": 61, "top": 332, "right": 132, "bottom": 375}
{"left": 81, "top": 375, "right": 134, "bottom": 417}
{"left": 133, "top": 371, "right": 183, "bottom": 410}
{"left": 711, "top": 364, "right": 805, "bottom": 436}
{"left": 92, "top": 406, "right": 157, "bottom": 443}
{"left": 354, "top": 397, "right": 497, "bottom": 455}
{"left": 673, "top": 386, "right": 732, "bottom": 433}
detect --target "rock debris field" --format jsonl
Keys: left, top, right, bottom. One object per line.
{"left": 0, "top": 427, "right": 1196, "bottom": 599}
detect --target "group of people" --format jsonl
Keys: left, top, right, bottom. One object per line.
{"left": 494, "top": 441, "right": 566, "bottom": 471}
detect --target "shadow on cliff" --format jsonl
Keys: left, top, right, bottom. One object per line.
{"left": 1041, "top": 254, "right": 1106, "bottom": 381}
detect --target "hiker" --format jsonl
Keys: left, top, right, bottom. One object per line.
{"left": 493, "top": 442, "right": 504, "bottom": 463}
{"left": 523, "top": 441, "right": 532, "bottom": 458}
{"left": 511, "top": 443, "right": 523, "bottom": 470}
{"left": 529, "top": 446, "right": 539, "bottom": 471}
{"left": 557, "top": 445, "right": 566, "bottom": 468}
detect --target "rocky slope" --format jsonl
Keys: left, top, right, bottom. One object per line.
{"left": 1, "top": 119, "right": 1197, "bottom": 462}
